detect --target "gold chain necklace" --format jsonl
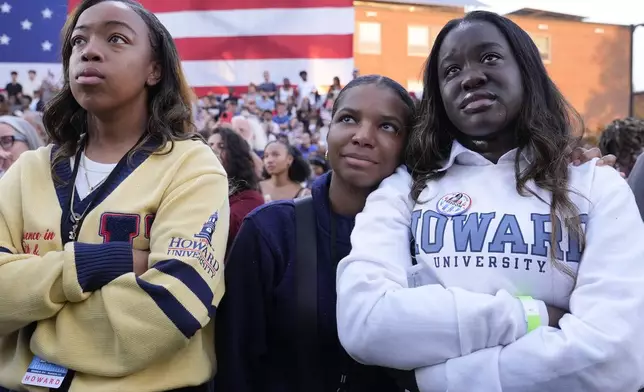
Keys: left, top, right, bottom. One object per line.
{"left": 82, "top": 154, "right": 107, "bottom": 193}
{"left": 68, "top": 155, "right": 105, "bottom": 241}
{"left": 68, "top": 181, "right": 93, "bottom": 241}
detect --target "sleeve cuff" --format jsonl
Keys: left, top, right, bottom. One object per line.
{"left": 514, "top": 297, "right": 549, "bottom": 337}
{"left": 511, "top": 297, "right": 528, "bottom": 338}
{"left": 535, "top": 299, "right": 549, "bottom": 327}
{"left": 66, "top": 242, "right": 134, "bottom": 300}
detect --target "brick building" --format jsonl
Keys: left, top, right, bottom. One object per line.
{"left": 353, "top": 0, "right": 632, "bottom": 131}
{"left": 634, "top": 92, "right": 644, "bottom": 119}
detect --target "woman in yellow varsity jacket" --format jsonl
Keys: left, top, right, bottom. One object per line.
{"left": 0, "top": 1, "right": 228, "bottom": 391}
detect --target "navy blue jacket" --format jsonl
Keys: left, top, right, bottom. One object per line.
{"left": 215, "top": 173, "right": 400, "bottom": 391}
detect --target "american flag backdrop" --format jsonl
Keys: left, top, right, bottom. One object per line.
{"left": 0, "top": 0, "right": 355, "bottom": 96}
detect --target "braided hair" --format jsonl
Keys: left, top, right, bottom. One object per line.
{"left": 598, "top": 117, "right": 644, "bottom": 176}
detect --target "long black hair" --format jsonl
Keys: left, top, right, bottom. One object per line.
{"left": 263, "top": 140, "right": 311, "bottom": 183}
{"left": 212, "top": 126, "right": 259, "bottom": 194}
{"left": 408, "top": 11, "right": 584, "bottom": 275}
{"left": 44, "top": 0, "right": 198, "bottom": 181}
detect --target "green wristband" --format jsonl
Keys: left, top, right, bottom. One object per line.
{"left": 517, "top": 295, "right": 541, "bottom": 333}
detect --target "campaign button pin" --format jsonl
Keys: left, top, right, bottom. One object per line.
{"left": 436, "top": 192, "right": 472, "bottom": 216}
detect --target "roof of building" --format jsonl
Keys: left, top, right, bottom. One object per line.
{"left": 367, "top": 0, "right": 486, "bottom": 8}
{"left": 503, "top": 7, "right": 644, "bottom": 26}
{"left": 366, "top": 0, "right": 643, "bottom": 26}
{"left": 503, "top": 7, "right": 586, "bottom": 21}
{"left": 473, "top": 4, "right": 642, "bottom": 26}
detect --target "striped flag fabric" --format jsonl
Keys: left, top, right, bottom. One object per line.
{"left": 0, "top": 0, "right": 354, "bottom": 96}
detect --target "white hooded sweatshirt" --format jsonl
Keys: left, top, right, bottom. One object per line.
{"left": 336, "top": 141, "right": 644, "bottom": 392}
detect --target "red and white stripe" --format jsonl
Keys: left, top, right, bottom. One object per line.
{"left": 64, "top": 0, "right": 355, "bottom": 96}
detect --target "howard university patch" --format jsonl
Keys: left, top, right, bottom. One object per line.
{"left": 193, "top": 212, "right": 219, "bottom": 246}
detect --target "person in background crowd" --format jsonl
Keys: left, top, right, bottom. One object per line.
{"left": 198, "top": 128, "right": 211, "bottom": 140}
{"left": 31, "top": 91, "right": 45, "bottom": 112}
{"left": 286, "top": 95, "right": 298, "bottom": 117}
{"left": 231, "top": 115, "right": 265, "bottom": 177}
{"left": 318, "top": 98, "right": 334, "bottom": 140}
{"left": 336, "top": 12, "right": 643, "bottom": 392}
{"left": 260, "top": 140, "right": 311, "bottom": 201}
{"left": 259, "top": 71, "right": 277, "bottom": 98}
{"left": 224, "top": 98, "right": 239, "bottom": 118}
{"left": 297, "top": 97, "right": 313, "bottom": 130}
{"left": 0, "top": 115, "right": 44, "bottom": 176}
{"left": 298, "top": 130, "right": 319, "bottom": 159}
{"left": 231, "top": 115, "right": 254, "bottom": 143}
{"left": 273, "top": 102, "right": 291, "bottom": 130}
{"left": 242, "top": 82, "right": 259, "bottom": 106}
{"left": 4, "top": 71, "right": 23, "bottom": 101}
{"left": 21, "top": 111, "right": 48, "bottom": 144}
{"left": 39, "top": 70, "right": 61, "bottom": 107}
{"left": 16, "top": 96, "right": 32, "bottom": 113}
{"left": 276, "top": 132, "right": 290, "bottom": 145}
{"left": 327, "top": 76, "right": 342, "bottom": 100}
{"left": 208, "top": 126, "right": 264, "bottom": 252}
{"left": 352, "top": 68, "right": 360, "bottom": 80}
{"left": 222, "top": 86, "right": 237, "bottom": 102}
{"left": 309, "top": 155, "right": 329, "bottom": 183}
{"left": 246, "top": 115, "right": 269, "bottom": 154}
{"left": 204, "top": 117, "right": 218, "bottom": 132}
{"left": 256, "top": 88, "right": 276, "bottom": 112}
{"left": 215, "top": 72, "right": 610, "bottom": 391}
{"left": 0, "top": 1, "right": 228, "bottom": 391}
{"left": 621, "top": 119, "right": 644, "bottom": 219}
{"left": 260, "top": 109, "right": 280, "bottom": 138}
{"left": 629, "top": 156, "right": 644, "bottom": 220}
{"left": 216, "top": 99, "right": 234, "bottom": 124}
{"left": 260, "top": 109, "right": 271, "bottom": 123}
{"left": 22, "top": 70, "right": 41, "bottom": 100}
{"left": 297, "top": 70, "right": 316, "bottom": 105}
{"left": 599, "top": 117, "right": 644, "bottom": 177}
{"left": 289, "top": 117, "right": 304, "bottom": 134}
{"left": 0, "top": 95, "right": 9, "bottom": 116}
{"left": 245, "top": 97, "right": 259, "bottom": 116}
{"left": 189, "top": 90, "right": 204, "bottom": 129}
{"left": 279, "top": 77, "right": 295, "bottom": 103}
{"left": 219, "top": 111, "right": 232, "bottom": 125}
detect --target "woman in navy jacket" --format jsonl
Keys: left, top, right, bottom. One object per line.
{"left": 214, "top": 75, "right": 614, "bottom": 392}
{"left": 215, "top": 75, "right": 413, "bottom": 391}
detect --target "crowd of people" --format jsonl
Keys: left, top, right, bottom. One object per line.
{"left": 1, "top": 67, "right": 350, "bottom": 195}
{"left": 1, "top": 0, "right": 644, "bottom": 392}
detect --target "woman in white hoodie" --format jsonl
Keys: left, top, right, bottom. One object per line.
{"left": 336, "top": 11, "right": 644, "bottom": 392}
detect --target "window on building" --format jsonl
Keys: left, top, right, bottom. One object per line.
{"left": 408, "top": 25, "right": 431, "bottom": 57}
{"left": 356, "top": 22, "right": 382, "bottom": 55}
{"left": 529, "top": 34, "right": 551, "bottom": 63}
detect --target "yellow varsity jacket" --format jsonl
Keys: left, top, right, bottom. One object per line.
{"left": 0, "top": 139, "right": 229, "bottom": 391}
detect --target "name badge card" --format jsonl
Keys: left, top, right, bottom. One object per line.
{"left": 22, "top": 356, "right": 68, "bottom": 389}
